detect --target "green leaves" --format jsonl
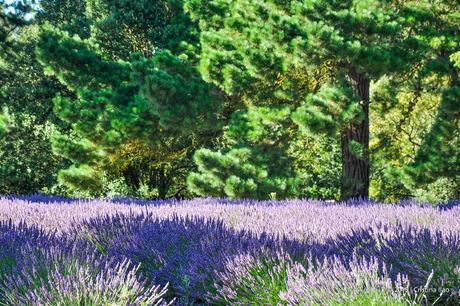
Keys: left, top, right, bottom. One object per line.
{"left": 132, "top": 51, "right": 221, "bottom": 133}
{"left": 36, "top": 26, "right": 130, "bottom": 90}
{"left": 33, "top": 1, "right": 221, "bottom": 197}
{"left": 188, "top": 106, "right": 299, "bottom": 199}
{"left": 292, "top": 81, "right": 362, "bottom": 136}
{"left": 451, "top": 52, "right": 460, "bottom": 69}
{"left": 0, "top": 113, "right": 64, "bottom": 195}
{"left": 0, "top": 110, "right": 11, "bottom": 136}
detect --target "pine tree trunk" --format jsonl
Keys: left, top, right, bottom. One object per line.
{"left": 157, "top": 167, "right": 170, "bottom": 199}
{"left": 341, "top": 70, "right": 370, "bottom": 200}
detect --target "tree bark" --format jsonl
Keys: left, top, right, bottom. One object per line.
{"left": 341, "top": 69, "right": 370, "bottom": 200}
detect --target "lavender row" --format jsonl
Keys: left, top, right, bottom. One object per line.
{"left": 1, "top": 197, "right": 459, "bottom": 304}
{"left": 1, "top": 198, "right": 459, "bottom": 238}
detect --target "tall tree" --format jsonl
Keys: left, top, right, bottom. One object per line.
{"left": 0, "top": 0, "right": 75, "bottom": 194}
{"left": 185, "top": 0, "right": 442, "bottom": 199}
{"left": 0, "top": 0, "right": 34, "bottom": 52}
{"left": 407, "top": 2, "right": 460, "bottom": 190}
{"left": 36, "top": 0, "right": 223, "bottom": 198}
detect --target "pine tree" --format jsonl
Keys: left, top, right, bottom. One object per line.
{"left": 188, "top": 106, "right": 299, "bottom": 199}
{"left": 408, "top": 51, "right": 460, "bottom": 189}
{"left": 36, "top": 0, "right": 222, "bottom": 198}
{"left": 0, "top": 0, "right": 34, "bottom": 53}
{"left": 185, "top": 0, "right": 445, "bottom": 199}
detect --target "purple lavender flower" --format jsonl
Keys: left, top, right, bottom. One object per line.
{"left": 282, "top": 255, "right": 411, "bottom": 305}
{"left": 4, "top": 259, "right": 170, "bottom": 305}
{"left": 1, "top": 196, "right": 459, "bottom": 304}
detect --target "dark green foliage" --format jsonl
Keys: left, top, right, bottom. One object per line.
{"left": 411, "top": 85, "right": 460, "bottom": 184}
{"left": 0, "top": 0, "right": 34, "bottom": 53}
{"left": 132, "top": 51, "right": 221, "bottom": 133}
{"left": 37, "top": 27, "right": 130, "bottom": 90}
{"left": 185, "top": 0, "right": 426, "bottom": 89}
{"left": 36, "top": 27, "right": 138, "bottom": 144}
{"left": 394, "top": 3, "right": 460, "bottom": 200}
{"left": 188, "top": 106, "right": 299, "bottom": 199}
{"left": 292, "top": 80, "right": 362, "bottom": 136}
{"left": 186, "top": 0, "right": 457, "bottom": 199}
{"left": 84, "top": 0, "right": 199, "bottom": 60}
{"left": 406, "top": 45, "right": 460, "bottom": 190}
{"left": 0, "top": 116, "right": 63, "bottom": 194}
{"left": 35, "top": 0, "right": 222, "bottom": 198}
{"left": 407, "top": 3, "right": 459, "bottom": 189}
{"left": 36, "top": 0, "right": 90, "bottom": 38}
{"left": 0, "top": 0, "right": 458, "bottom": 201}
{"left": 0, "top": 2, "right": 73, "bottom": 195}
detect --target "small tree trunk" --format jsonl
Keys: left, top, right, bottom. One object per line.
{"left": 157, "top": 167, "right": 170, "bottom": 199}
{"left": 341, "top": 70, "right": 370, "bottom": 200}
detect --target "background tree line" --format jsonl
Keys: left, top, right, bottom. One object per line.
{"left": 0, "top": 0, "right": 458, "bottom": 202}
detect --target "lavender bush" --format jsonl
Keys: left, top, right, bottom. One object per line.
{"left": 0, "top": 221, "right": 59, "bottom": 291}
{"left": 0, "top": 197, "right": 459, "bottom": 305}
{"left": 211, "top": 251, "right": 412, "bottom": 305}
{"left": 70, "top": 213, "right": 312, "bottom": 303}
{"left": 282, "top": 255, "right": 411, "bottom": 306}
{"left": 210, "top": 250, "right": 296, "bottom": 305}
{"left": 3, "top": 255, "right": 170, "bottom": 306}
{"left": 0, "top": 221, "right": 170, "bottom": 305}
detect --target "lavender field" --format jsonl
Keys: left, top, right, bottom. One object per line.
{"left": 1, "top": 197, "right": 460, "bottom": 305}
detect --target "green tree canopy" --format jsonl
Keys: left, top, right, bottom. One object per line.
{"left": 35, "top": 0, "right": 223, "bottom": 198}
{"left": 0, "top": 1, "right": 80, "bottom": 195}
{"left": 188, "top": 105, "right": 299, "bottom": 199}
{"left": 1, "top": 0, "right": 34, "bottom": 53}
{"left": 186, "top": 0, "right": 457, "bottom": 199}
